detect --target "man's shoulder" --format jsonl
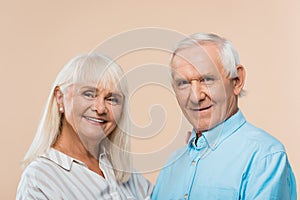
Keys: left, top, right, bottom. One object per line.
{"left": 237, "top": 121, "right": 286, "bottom": 152}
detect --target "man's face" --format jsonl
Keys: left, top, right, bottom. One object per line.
{"left": 171, "top": 44, "right": 238, "bottom": 133}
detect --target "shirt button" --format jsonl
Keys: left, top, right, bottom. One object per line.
{"left": 184, "top": 193, "right": 188, "bottom": 199}
{"left": 191, "top": 160, "right": 196, "bottom": 165}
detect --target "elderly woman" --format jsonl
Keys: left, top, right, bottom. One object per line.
{"left": 16, "top": 53, "right": 153, "bottom": 199}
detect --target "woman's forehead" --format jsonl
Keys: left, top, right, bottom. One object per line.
{"left": 73, "top": 81, "right": 121, "bottom": 91}
{"left": 69, "top": 82, "right": 123, "bottom": 94}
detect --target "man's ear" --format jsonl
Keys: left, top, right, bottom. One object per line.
{"left": 232, "top": 65, "right": 246, "bottom": 95}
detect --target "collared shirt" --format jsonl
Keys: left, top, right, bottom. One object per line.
{"left": 152, "top": 110, "right": 297, "bottom": 200}
{"left": 16, "top": 148, "right": 153, "bottom": 200}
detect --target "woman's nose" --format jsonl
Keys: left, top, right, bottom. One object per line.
{"left": 92, "top": 98, "right": 107, "bottom": 114}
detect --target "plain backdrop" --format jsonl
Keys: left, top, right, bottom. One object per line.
{"left": 1, "top": 0, "right": 299, "bottom": 198}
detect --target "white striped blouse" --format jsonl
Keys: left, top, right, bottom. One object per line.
{"left": 16, "top": 148, "right": 153, "bottom": 200}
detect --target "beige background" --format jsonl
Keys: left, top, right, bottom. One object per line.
{"left": 1, "top": 0, "right": 299, "bottom": 198}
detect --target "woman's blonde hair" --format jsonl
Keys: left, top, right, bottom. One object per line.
{"left": 22, "top": 53, "right": 132, "bottom": 182}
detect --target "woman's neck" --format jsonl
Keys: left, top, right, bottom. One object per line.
{"left": 52, "top": 123, "right": 100, "bottom": 160}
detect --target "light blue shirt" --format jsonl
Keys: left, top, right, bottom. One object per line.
{"left": 152, "top": 110, "right": 297, "bottom": 200}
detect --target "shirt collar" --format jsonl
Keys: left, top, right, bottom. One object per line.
{"left": 40, "top": 148, "right": 86, "bottom": 171}
{"left": 188, "top": 110, "right": 246, "bottom": 151}
{"left": 99, "top": 144, "right": 108, "bottom": 159}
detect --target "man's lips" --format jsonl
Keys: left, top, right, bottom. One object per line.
{"left": 189, "top": 105, "right": 213, "bottom": 111}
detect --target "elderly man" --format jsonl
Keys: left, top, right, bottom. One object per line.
{"left": 152, "top": 33, "right": 296, "bottom": 199}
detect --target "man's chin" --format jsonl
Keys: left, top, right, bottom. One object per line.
{"left": 193, "top": 126, "right": 210, "bottom": 134}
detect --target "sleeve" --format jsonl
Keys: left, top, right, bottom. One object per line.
{"left": 16, "top": 173, "right": 48, "bottom": 200}
{"left": 151, "top": 163, "right": 171, "bottom": 200}
{"left": 128, "top": 171, "right": 154, "bottom": 200}
{"left": 151, "top": 148, "right": 182, "bottom": 200}
{"left": 242, "top": 151, "right": 297, "bottom": 200}
{"left": 150, "top": 169, "right": 164, "bottom": 200}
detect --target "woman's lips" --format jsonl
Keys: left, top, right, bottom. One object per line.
{"left": 84, "top": 116, "right": 107, "bottom": 125}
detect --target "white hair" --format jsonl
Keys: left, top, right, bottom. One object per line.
{"left": 22, "top": 53, "right": 132, "bottom": 182}
{"left": 170, "top": 32, "right": 245, "bottom": 96}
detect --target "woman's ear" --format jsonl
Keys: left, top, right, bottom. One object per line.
{"left": 54, "top": 86, "right": 64, "bottom": 112}
{"left": 232, "top": 65, "right": 246, "bottom": 96}
{"left": 54, "top": 86, "right": 63, "bottom": 103}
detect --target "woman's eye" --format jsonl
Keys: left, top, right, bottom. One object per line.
{"left": 83, "top": 91, "right": 96, "bottom": 98}
{"left": 106, "top": 96, "right": 122, "bottom": 105}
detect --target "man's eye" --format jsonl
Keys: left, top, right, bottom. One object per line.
{"left": 201, "top": 77, "right": 214, "bottom": 84}
{"left": 175, "top": 80, "right": 189, "bottom": 88}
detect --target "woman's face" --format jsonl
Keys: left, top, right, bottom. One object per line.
{"left": 60, "top": 82, "right": 124, "bottom": 142}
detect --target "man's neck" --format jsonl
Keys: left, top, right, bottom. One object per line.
{"left": 194, "top": 132, "right": 202, "bottom": 146}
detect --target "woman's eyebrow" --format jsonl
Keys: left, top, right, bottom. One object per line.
{"left": 107, "top": 92, "right": 123, "bottom": 98}
{"left": 79, "top": 85, "right": 98, "bottom": 91}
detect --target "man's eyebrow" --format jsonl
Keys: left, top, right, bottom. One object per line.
{"left": 201, "top": 73, "right": 216, "bottom": 78}
{"left": 171, "top": 70, "right": 185, "bottom": 79}
{"left": 170, "top": 70, "right": 176, "bottom": 78}
{"left": 172, "top": 73, "right": 217, "bottom": 82}
{"left": 173, "top": 77, "right": 187, "bottom": 81}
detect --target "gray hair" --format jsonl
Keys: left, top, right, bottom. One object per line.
{"left": 170, "top": 32, "right": 245, "bottom": 96}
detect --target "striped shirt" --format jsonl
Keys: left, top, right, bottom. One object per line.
{"left": 16, "top": 148, "right": 153, "bottom": 200}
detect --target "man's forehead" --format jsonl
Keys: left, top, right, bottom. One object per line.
{"left": 171, "top": 44, "right": 222, "bottom": 74}
{"left": 174, "top": 43, "right": 218, "bottom": 59}
{"left": 171, "top": 66, "right": 219, "bottom": 80}
{"left": 173, "top": 46, "right": 210, "bottom": 65}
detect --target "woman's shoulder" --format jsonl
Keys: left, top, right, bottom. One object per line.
{"left": 17, "top": 156, "right": 66, "bottom": 200}
{"left": 20, "top": 157, "right": 53, "bottom": 180}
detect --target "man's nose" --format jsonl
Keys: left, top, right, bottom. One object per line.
{"left": 189, "top": 81, "right": 206, "bottom": 104}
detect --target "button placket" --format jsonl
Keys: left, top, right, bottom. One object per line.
{"left": 184, "top": 193, "right": 188, "bottom": 199}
